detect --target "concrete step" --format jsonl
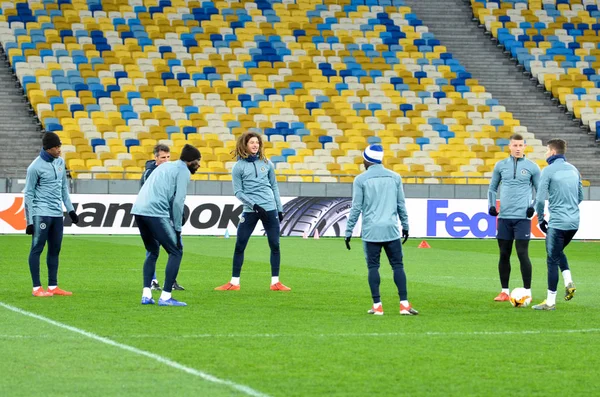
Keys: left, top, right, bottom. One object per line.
{"left": 0, "top": 55, "right": 47, "bottom": 173}
{"left": 0, "top": 102, "right": 31, "bottom": 106}
{"left": 0, "top": 100, "right": 29, "bottom": 105}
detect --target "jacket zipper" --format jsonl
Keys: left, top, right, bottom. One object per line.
{"left": 513, "top": 157, "right": 517, "bottom": 179}
{"left": 253, "top": 162, "right": 257, "bottom": 178}
{"left": 53, "top": 162, "right": 58, "bottom": 180}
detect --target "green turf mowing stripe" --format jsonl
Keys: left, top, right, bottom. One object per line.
{"left": 0, "top": 302, "right": 270, "bottom": 397}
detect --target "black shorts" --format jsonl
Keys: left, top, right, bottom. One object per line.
{"left": 497, "top": 218, "right": 531, "bottom": 240}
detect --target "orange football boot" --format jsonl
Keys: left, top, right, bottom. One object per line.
{"left": 32, "top": 288, "right": 53, "bottom": 297}
{"left": 214, "top": 282, "right": 240, "bottom": 291}
{"left": 270, "top": 282, "right": 291, "bottom": 291}
{"left": 48, "top": 287, "right": 72, "bottom": 296}
{"left": 494, "top": 292, "right": 510, "bottom": 302}
{"left": 400, "top": 303, "right": 419, "bottom": 315}
{"left": 368, "top": 304, "right": 384, "bottom": 315}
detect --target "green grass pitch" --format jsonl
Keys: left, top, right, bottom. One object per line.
{"left": 0, "top": 236, "right": 599, "bottom": 396}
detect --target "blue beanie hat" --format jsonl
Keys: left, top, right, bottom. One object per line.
{"left": 363, "top": 144, "right": 384, "bottom": 164}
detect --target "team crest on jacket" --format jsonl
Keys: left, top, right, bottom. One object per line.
{"left": 261, "top": 166, "right": 266, "bottom": 172}
{"left": 58, "top": 167, "right": 62, "bottom": 172}
{"left": 521, "top": 169, "right": 529, "bottom": 175}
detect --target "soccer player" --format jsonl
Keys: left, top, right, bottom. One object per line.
{"left": 487, "top": 133, "right": 540, "bottom": 302}
{"left": 24, "top": 132, "right": 79, "bottom": 297}
{"left": 532, "top": 139, "right": 582, "bottom": 311}
{"left": 132, "top": 144, "right": 200, "bottom": 306}
{"left": 140, "top": 144, "right": 184, "bottom": 292}
{"left": 214, "top": 132, "right": 289, "bottom": 291}
{"left": 344, "top": 144, "right": 417, "bottom": 316}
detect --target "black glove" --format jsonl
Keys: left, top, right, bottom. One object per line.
{"left": 69, "top": 211, "right": 79, "bottom": 224}
{"left": 278, "top": 212, "right": 283, "bottom": 222}
{"left": 402, "top": 229, "right": 409, "bottom": 244}
{"left": 253, "top": 204, "right": 267, "bottom": 218}
{"left": 26, "top": 224, "right": 34, "bottom": 235}
{"left": 176, "top": 231, "right": 182, "bottom": 250}
{"left": 526, "top": 207, "right": 534, "bottom": 218}
{"left": 345, "top": 237, "right": 351, "bottom": 250}
{"left": 488, "top": 206, "right": 498, "bottom": 217}
{"left": 539, "top": 220, "right": 548, "bottom": 234}
{"left": 182, "top": 213, "right": 187, "bottom": 226}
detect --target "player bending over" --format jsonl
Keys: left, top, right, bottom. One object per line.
{"left": 140, "top": 144, "right": 184, "bottom": 292}
{"left": 132, "top": 144, "right": 200, "bottom": 306}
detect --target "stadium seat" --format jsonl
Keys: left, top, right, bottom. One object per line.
{"left": 0, "top": 0, "right": 548, "bottom": 182}
{"left": 474, "top": 0, "right": 600, "bottom": 132}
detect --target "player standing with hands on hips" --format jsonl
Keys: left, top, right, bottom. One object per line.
{"left": 345, "top": 144, "right": 417, "bottom": 316}
{"left": 487, "top": 134, "right": 540, "bottom": 302}
{"left": 215, "top": 132, "right": 289, "bottom": 291}
{"left": 24, "top": 132, "right": 79, "bottom": 297}
{"left": 532, "top": 139, "right": 582, "bottom": 311}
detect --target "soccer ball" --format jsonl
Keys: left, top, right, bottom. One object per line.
{"left": 509, "top": 288, "right": 532, "bottom": 308}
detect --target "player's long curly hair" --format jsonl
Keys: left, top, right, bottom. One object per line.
{"left": 234, "top": 132, "right": 267, "bottom": 161}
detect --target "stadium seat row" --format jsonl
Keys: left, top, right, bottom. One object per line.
{"left": 473, "top": 0, "right": 600, "bottom": 140}
{"left": 0, "top": 0, "right": 548, "bottom": 182}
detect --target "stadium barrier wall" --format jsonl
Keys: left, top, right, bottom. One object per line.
{"left": 2, "top": 178, "right": 600, "bottom": 200}
{"left": 1, "top": 193, "right": 599, "bottom": 239}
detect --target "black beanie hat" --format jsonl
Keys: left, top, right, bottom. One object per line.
{"left": 180, "top": 144, "right": 201, "bottom": 162}
{"left": 42, "top": 132, "right": 62, "bottom": 150}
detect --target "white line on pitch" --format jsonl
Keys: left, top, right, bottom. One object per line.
{"left": 0, "top": 334, "right": 55, "bottom": 339}
{"left": 5, "top": 328, "right": 600, "bottom": 341}
{"left": 0, "top": 302, "right": 269, "bottom": 397}
{"left": 121, "top": 328, "right": 600, "bottom": 339}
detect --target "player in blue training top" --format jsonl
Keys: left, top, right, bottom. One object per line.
{"left": 214, "top": 131, "right": 290, "bottom": 292}
{"left": 24, "top": 132, "right": 79, "bottom": 297}
{"left": 140, "top": 144, "right": 184, "bottom": 292}
{"left": 132, "top": 144, "right": 200, "bottom": 307}
{"left": 487, "top": 134, "right": 540, "bottom": 302}
{"left": 532, "top": 139, "right": 583, "bottom": 311}
{"left": 345, "top": 144, "right": 418, "bottom": 316}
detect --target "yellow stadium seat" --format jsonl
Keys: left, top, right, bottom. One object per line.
{"left": 125, "top": 173, "right": 142, "bottom": 180}
{"left": 67, "top": 159, "right": 87, "bottom": 172}
{"left": 12, "top": 3, "right": 557, "bottom": 186}
{"left": 287, "top": 156, "right": 304, "bottom": 163}
{"left": 108, "top": 166, "right": 125, "bottom": 179}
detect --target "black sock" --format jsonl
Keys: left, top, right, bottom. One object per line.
{"left": 515, "top": 239, "right": 532, "bottom": 289}
{"left": 28, "top": 249, "right": 42, "bottom": 288}
{"left": 392, "top": 266, "right": 407, "bottom": 301}
{"left": 163, "top": 251, "right": 182, "bottom": 293}
{"left": 143, "top": 252, "right": 159, "bottom": 288}
{"left": 498, "top": 239, "right": 513, "bottom": 289}
{"left": 46, "top": 218, "right": 63, "bottom": 286}
{"left": 368, "top": 266, "right": 381, "bottom": 303}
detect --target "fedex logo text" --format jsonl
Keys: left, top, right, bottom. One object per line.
{"left": 426, "top": 200, "right": 495, "bottom": 238}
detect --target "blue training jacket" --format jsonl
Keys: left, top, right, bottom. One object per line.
{"left": 140, "top": 160, "right": 157, "bottom": 187}
{"left": 24, "top": 150, "right": 74, "bottom": 225}
{"left": 132, "top": 160, "right": 191, "bottom": 232}
{"left": 345, "top": 164, "right": 409, "bottom": 243}
{"left": 488, "top": 156, "right": 540, "bottom": 219}
{"left": 232, "top": 157, "right": 283, "bottom": 213}
{"left": 535, "top": 156, "right": 583, "bottom": 230}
